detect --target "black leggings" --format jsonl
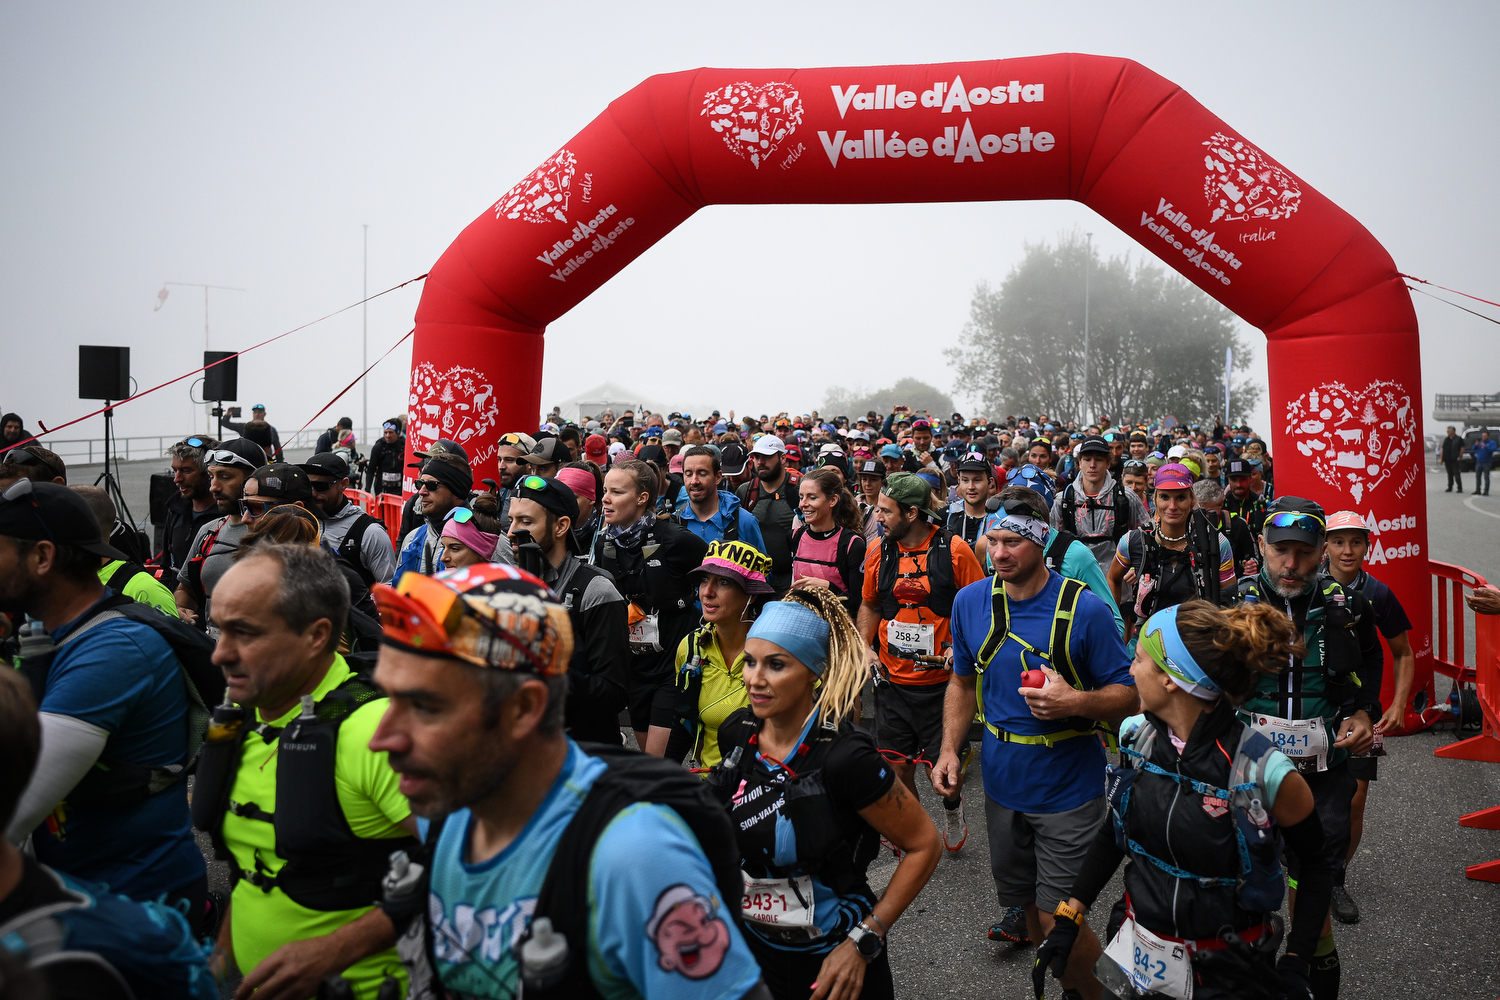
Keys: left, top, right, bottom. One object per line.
{"left": 746, "top": 933, "right": 894, "bottom": 1000}
{"left": 164, "top": 874, "right": 209, "bottom": 936}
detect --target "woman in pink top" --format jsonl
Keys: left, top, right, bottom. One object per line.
{"left": 791, "top": 467, "right": 868, "bottom": 618}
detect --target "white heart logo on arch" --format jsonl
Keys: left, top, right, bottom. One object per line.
{"left": 701, "top": 82, "right": 804, "bottom": 169}
{"left": 406, "top": 362, "right": 502, "bottom": 481}
{"left": 494, "top": 148, "right": 578, "bottom": 224}
{"left": 1202, "top": 132, "right": 1302, "bottom": 224}
{"left": 1285, "top": 381, "right": 1417, "bottom": 504}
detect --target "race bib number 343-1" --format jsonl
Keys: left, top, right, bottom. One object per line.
{"left": 741, "top": 872, "right": 820, "bottom": 936}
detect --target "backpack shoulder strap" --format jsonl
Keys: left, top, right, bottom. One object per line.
{"left": 974, "top": 576, "right": 1009, "bottom": 671}
{"left": 791, "top": 523, "right": 808, "bottom": 552}
{"left": 105, "top": 561, "right": 146, "bottom": 596}
{"left": 1050, "top": 578, "right": 1087, "bottom": 690}
{"left": 1228, "top": 723, "right": 1277, "bottom": 810}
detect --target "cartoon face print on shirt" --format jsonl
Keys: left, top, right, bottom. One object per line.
{"left": 646, "top": 884, "right": 731, "bottom": 979}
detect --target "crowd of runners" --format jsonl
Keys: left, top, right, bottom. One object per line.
{"left": 0, "top": 401, "right": 1452, "bottom": 1000}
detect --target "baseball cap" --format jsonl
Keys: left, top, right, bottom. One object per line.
{"left": 300, "top": 452, "right": 350, "bottom": 480}
{"left": 882, "top": 471, "right": 932, "bottom": 508}
{"left": 249, "top": 463, "right": 314, "bottom": 503}
{"left": 514, "top": 474, "right": 584, "bottom": 554}
{"left": 879, "top": 443, "right": 903, "bottom": 460}
{"left": 818, "top": 443, "right": 845, "bottom": 457}
{"left": 523, "top": 438, "right": 573, "bottom": 466}
{"left": 1225, "top": 459, "right": 1252, "bottom": 478}
{"left": 720, "top": 443, "right": 750, "bottom": 477}
{"left": 251, "top": 404, "right": 266, "bottom": 412}
{"left": 0, "top": 445, "right": 67, "bottom": 482}
{"left": 857, "top": 459, "right": 887, "bottom": 479}
{"left": 911, "top": 418, "right": 931, "bottom": 430}
{"left": 643, "top": 426, "right": 663, "bottom": 439}
{"left": 750, "top": 436, "right": 786, "bottom": 457}
{"left": 661, "top": 428, "right": 684, "bottom": 447}
{"left": 1153, "top": 463, "right": 1195, "bottom": 491}
{"left": 206, "top": 438, "right": 268, "bottom": 472}
{"left": 980, "top": 434, "right": 1000, "bottom": 450}
{"left": 1077, "top": 435, "right": 1111, "bottom": 457}
{"left": 0, "top": 479, "right": 128, "bottom": 560}
{"left": 1263, "top": 496, "right": 1326, "bottom": 545}
{"left": 1166, "top": 444, "right": 1188, "bottom": 459}
{"left": 1326, "top": 510, "right": 1370, "bottom": 535}
{"left": 583, "top": 434, "right": 608, "bottom": 462}
{"left": 414, "top": 439, "right": 469, "bottom": 462}
{"left": 498, "top": 431, "right": 538, "bottom": 453}
{"left": 784, "top": 445, "right": 804, "bottom": 463}
{"left": 956, "top": 457, "right": 993, "bottom": 476}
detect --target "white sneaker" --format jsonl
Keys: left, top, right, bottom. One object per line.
{"left": 943, "top": 798, "right": 968, "bottom": 852}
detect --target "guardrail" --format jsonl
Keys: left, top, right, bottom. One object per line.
{"left": 13, "top": 428, "right": 329, "bottom": 465}
{"left": 1430, "top": 560, "right": 1500, "bottom": 881}
{"left": 1435, "top": 393, "right": 1500, "bottom": 412}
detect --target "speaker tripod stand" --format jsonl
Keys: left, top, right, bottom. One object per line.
{"left": 93, "top": 402, "right": 140, "bottom": 555}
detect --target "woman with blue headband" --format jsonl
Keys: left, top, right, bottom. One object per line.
{"left": 708, "top": 587, "right": 941, "bottom": 1000}
{"left": 1032, "top": 599, "right": 1334, "bottom": 1000}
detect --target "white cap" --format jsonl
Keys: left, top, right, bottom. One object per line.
{"left": 1167, "top": 444, "right": 1188, "bottom": 459}
{"left": 608, "top": 441, "right": 627, "bottom": 456}
{"left": 750, "top": 436, "right": 786, "bottom": 456}
{"left": 818, "top": 443, "right": 845, "bottom": 456}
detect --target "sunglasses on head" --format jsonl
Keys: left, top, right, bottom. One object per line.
{"left": 998, "top": 497, "right": 1042, "bottom": 517}
{"left": 1266, "top": 511, "right": 1325, "bottom": 534}
{"left": 1123, "top": 460, "right": 1147, "bottom": 472}
{"left": 208, "top": 449, "right": 258, "bottom": 471}
{"left": 519, "top": 474, "right": 549, "bottom": 492}
{"left": 1, "top": 477, "right": 54, "bottom": 542}
{"left": 446, "top": 507, "right": 474, "bottom": 524}
{"left": 183, "top": 437, "right": 209, "bottom": 449}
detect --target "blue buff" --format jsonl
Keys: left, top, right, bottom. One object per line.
{"left": 748, "top": 601, "right": 830, "bottom": 675}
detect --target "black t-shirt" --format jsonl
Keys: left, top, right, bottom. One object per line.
{"left": 716, "top": 708, "right": 894, "bottom": 955}
{"left": 1352, "top": 569, "right": 1412, "bottom": 638}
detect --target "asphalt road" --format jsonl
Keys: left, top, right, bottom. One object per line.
{"left": 70, "top": 448, "right": 1500, "bottom": 998}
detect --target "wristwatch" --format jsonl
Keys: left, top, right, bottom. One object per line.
{"left": 847, "top": 921, "right": 884, "bottom": 961}
{"left": 1053, "top": 900, "right": 1086, "bottom": 926}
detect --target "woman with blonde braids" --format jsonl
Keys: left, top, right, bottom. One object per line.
{"left": 711, "top": 586, "right": 942, "bottom": 1000}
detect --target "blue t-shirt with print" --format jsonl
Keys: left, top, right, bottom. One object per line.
{"left": 420, "top": 740, "right": 761, "bottom": 1000}
{"left": 951, "top": 571, "right": 1135, "bottom": 813}
{"left": 32, "top": 598, "right": 204, "bottom": 901}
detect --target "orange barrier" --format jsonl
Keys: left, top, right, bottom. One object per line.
{"left": 376, "top": 494, "right": 405, "bottom": 548}
{"left": 346, "top": 488, "right": 376, "bottom": 516}
{"left": 1430, "top": 560, "right": 1500, "bottom": 881}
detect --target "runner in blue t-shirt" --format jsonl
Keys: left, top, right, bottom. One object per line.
{"left": 2, "top": 481, "right": 204, "bottom": 912}
{"left": 370, "top": 563, "right": 769, "bottom": 1000}
{"left": 931, "top": 490, "right": 1136, "bottom": 993}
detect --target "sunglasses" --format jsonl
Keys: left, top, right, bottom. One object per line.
{"left": 208, "top": 449, "right": 258, "bottom": 471}
{"left": 1123, "top": 460, "right": 1148, "bottom": 472}
{"left": 446, "top": 507, "right": 474, "bottom": 524}
{"left": 416, "top": 477, "right": 445, "bottom": 493}
{"left": 519, "top": 474, "right": 549, "bottom": 492}
{"left": 183, "top": 437, "right": 209, "bottom": 448}
{"left": 240, "top": 497, "right": 288, "bottom": 519}
{"left": 1, "top": 477, "right": 54, "bottom": 542}
{"left": 308, "top": 479, "right": 340, "bottom": 493}
{"left": 998, "top": 497, "right": 1041, "bottom": 516}
{"left": 372, "top": 572, "right": 558, "bottom": 674}
{"left": 1266, "top": 511, "right": 1325, "bottom": 535}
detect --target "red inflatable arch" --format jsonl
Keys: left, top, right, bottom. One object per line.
{"left": 410, "top": 52, "right": 1430, "bottom": 723}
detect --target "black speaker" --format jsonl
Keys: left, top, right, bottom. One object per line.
{"left": 79, "top": 346, "right": 130, "bottom": 401}
{"left": 203, "top": 351, "right": 238, "bottom": 401}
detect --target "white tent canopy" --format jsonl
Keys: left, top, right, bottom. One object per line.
{"left": 550, "top": 381, "right": 672, "bottom": 424}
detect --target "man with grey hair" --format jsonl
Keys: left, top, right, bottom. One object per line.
{"left": 201, "top": 542, "right": 417, "bottom": 1000}
{"left": 1192, "top": 476, "right": 1258, "bottom": 580}
{"left": 159, "top": 438, "right": 218, "bottom": 572}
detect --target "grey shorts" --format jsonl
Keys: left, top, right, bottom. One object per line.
{"left": 984, "top": 794, "right": 1107, "bottom": 912}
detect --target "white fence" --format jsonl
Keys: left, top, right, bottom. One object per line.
{"left": 29, "top": 428, "right": 327, "bottom": 465}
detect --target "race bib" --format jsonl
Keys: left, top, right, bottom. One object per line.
{"left": 1103, "top": 915, "right": 1194, "bottom": 999}
{"left": 741, "top": 872, "right": 819, "bottom": 935}
{"left": 1248, "top": 713, "right": 1328, "bottom": 772}
{"left": 886, "top": 620, "right": 936, "bottom": 657}
{"left": 380, "top": 472, "right": 400, "bottom": 484}
{"left": 628, "top": 612, "right": 661, "bottom": 652}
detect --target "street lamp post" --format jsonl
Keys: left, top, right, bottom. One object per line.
{"left": 362, "top": 225, "right": 369, "bottom": 448}
{"left": 157, "top": 281, "right": 245, "bottom": 433}
{"left": 1082, "top": 233, "right": 1092, "bottom": 427}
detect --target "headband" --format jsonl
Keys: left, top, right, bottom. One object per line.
{"left": 440, "top": 510, "right": 500, "bottom": 559}
{"left": 554, "top": 466, "right": 597, "bottom": 501}
{"left": 747, "top": 601, "right": 830, "bottom": 676}
{"left": 1138, "top": 605, "right": 1220, "bottom": 702}
{"left": 982, "top": 511, "right": 1050, "bottom": 549}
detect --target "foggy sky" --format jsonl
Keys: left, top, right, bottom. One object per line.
{"left": 3, "top": 2, "right": 1496, "bottom": 449}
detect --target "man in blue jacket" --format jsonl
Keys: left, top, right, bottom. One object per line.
{"left": 676, "top": 446, "right": 766, "bottom": 552}
{"left": 1472, "top": 429, "right": 1496, "bottom": 496}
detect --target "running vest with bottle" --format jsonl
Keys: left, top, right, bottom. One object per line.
{"left": 1058, "top": 482, "right": 1132, "bottom": 546}
{"left": 191, "top": 672, "right": 417, "bottom": 911}
{"left": 15, "top": 595, "right": 220, "bottom": 811}
{"left": 1134, "top": 509, "right": 1223, "bottom": 619}
{"left": 1235, "top": 574, "right": 1364, "bottom": 764}
{"left": 1042, "top": 527, "right": 1079, "bottom": 576}
{"left": 971, "top": 575, "right": 1105, "bottom": 747}
{"left": 876, "top": 524, "right": 957, "bottom": 619}
{"left": 1105, "top": 705, "right": 1284, "bottom": 940}
{"left": 708, "top": 711, "right": 883, "bottom": 898}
